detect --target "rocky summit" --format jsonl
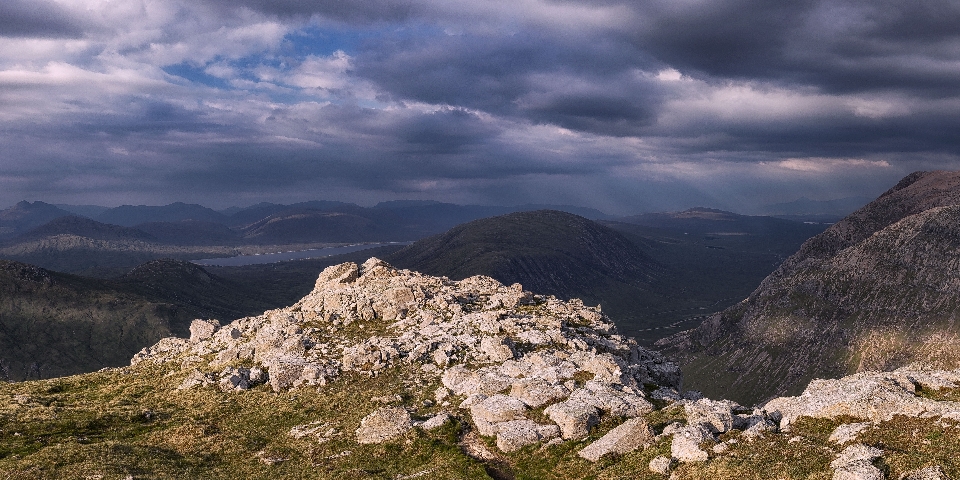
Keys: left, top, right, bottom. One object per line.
{"left": 133, "top": 257, "right": 682, "bottom": 454}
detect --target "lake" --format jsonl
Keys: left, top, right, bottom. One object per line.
{"left": 191, "top": 242, "right": 410, "bottom": 267}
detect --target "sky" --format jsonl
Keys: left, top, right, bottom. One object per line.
{"left": 1, "top": 0, "right": 959, "bottom": 215}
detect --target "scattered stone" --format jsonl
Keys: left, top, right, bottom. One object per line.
{"left": 495, "top": 420, "right": 560, "bottom": 452}
{"left": 356, "top": 406, "right": 413, "bottom": 444}
{"left": 578, "top": 417, "right": 655, "bottom": 462}
{"left": 685, "top": 398, "right": 737, "bottom": 433}
{"left": 649, "top": 455, "right": 672, "bottom": 475}
{"left": 899, "top": 466, "right": 951, "bottom": 480}
{"left": 831, "top": 444, "right": 884, "bottom": 480}
{"left": 420, "top": 413, "right": 452, "bottom": 431}
{"left": 544, "top": 400, "right": 599, "bottom": 440}
{"left": 189, "top": 319, "right": 220, "bottom": 342}
{"left": 830, "top": 423, "right": 872, "bottom": 445}
{"left": 712, "top": 443, "right": 730, "bottom": 454}
{"left": 671, "top": 424, "right": 712, "bottom": 463}
{"left": 255, "top": 450, "right": 286, "bottom": 465}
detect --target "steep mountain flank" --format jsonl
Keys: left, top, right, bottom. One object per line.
{"left": 240, "top": 209, "right": 405, "bottom": 243}
{"left": 660, "top": 171, "right": 960, "bottom": 405}
{"left": 0, "top": 260, "right": 192, "bottom": 380}
{"left": 0, "top": 259, "right": 278, "bottom": 382}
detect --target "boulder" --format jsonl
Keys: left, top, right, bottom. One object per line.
{"left": 671, "top": 424, "right": 712, "bottom": 463}
{"left": 495, "top": 420, "right": 560, "bottom": 452}
{"left": 685, "top": 398, "right": 737, "bottom": 433}
{"left": 509, "top": 378, "right": 570, "bottom": 408}
{"left": 189, "top": 319, "right": 220, "bottom": 342}
{"left": 480, "top": 336, "right": 516, "bottom": 362}
{"left": 420, "top": 413, "right": 452, "bottom": 431}
{"left": 649, "top": 455, "right": 673, "bottom": 475}
{"left": 578, "top": 417, "right": 655, "bottom": 462}
{"left": 568, "top": 382, "right": 653, "bottom": 418}
{"left": 544, "top": 400, "right": 599, "bottom": 440}
{"left": 470, "top": 394, "right": 527, "bottom": 437}
{"left": 356, "top": 406, "right": 412, "bottom": 444}
{"left": 830, "top": 444, "right": 884, "bottom": 480}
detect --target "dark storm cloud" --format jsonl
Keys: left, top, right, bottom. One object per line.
{"left": 0, "top": 0, "right": 85, "bottom": 38}
{"left": 353, "top": 26, "right": 667, "bottom": 136}
{"left": 634, "top": 0, "right": 960, "bottom": 94}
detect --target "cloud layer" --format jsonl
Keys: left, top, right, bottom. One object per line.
{"left": 1, "top": 0, "right": 958, "bottom": 213}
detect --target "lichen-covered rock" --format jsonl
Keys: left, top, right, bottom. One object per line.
{"left": 685, "top": 398, "right": 738, "bottom": 433}
{"left": 509, "top": 378, "right": 570, "bottom": 408}
{"left": 420, "top": 413, "right": 452, "bottom": 431}
{"left": 671, "top": 424, "right": 712, "bottom": 463}
{"left": 829, "top": 423, "right": 872, "bottom": 445}
{"left": 356, "top": 406, "right": 412, "bottom": 444}
{"left": 578, "top": 417, "right": 655, "bottom": 462}
{"left": 189, "top": 319, "right": 220, "bottom": 342}
{"left": 568, "top": 381, "right": 653, "bottom": 418}
{"left": 764, "top": 367, "right": 960, "bottom": 427}
{"left": 831, "top": 444, "right": 884, "bottom": 480}
{"left": 544, "top": 400, "right": 600, "bottom": 440}
{"left": 649, "top": 455, "right": 672, "bottom": 474}
{"left": 899, "top": 466, "right": 951, "bottom": 480}
{"left": 495, "top": 420, "right": 560, "bottom": 452}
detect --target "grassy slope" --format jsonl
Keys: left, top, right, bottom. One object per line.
{"left": 1, "top": 366, "right": 958, "bottom": 478}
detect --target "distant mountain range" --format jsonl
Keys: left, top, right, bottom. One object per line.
{"left": 0, "top": 200, "right": 619, "bottom": 275}
{"left": 660, "top": 170, "right": 960, "bottom": 405}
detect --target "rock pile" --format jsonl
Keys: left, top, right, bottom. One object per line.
{"left": 133, "top": 258, "right": 681, "bottom": 454}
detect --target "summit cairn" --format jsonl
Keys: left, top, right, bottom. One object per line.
{"left": 133, "top": 258, "right": 681, "bottom": 453}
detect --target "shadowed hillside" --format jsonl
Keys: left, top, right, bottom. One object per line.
{"left": 660, "top": 171, "right": 960, "bottom": 405}
{"left": 0, "top": 259, "right": 275, "bottom": 381}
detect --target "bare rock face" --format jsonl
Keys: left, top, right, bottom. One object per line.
{"left": 356, "top": 406, "right": 412, "bottom": 444}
